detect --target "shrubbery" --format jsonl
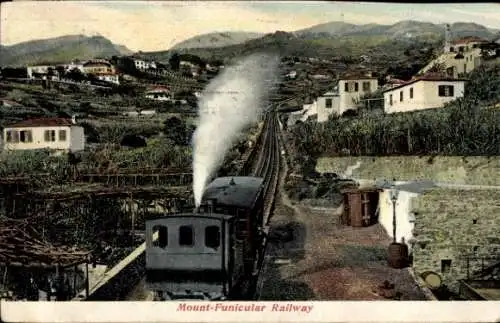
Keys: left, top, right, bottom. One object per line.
{"left": 291, "top": 65, "right": 500, "bottom": 163}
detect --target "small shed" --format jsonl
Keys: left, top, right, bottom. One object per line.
{"left": 341, "top": 187, "right": 381, "bottom": 227}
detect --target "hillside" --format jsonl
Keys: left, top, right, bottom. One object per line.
{"left": 143, "top": 30, "right": 428, "bottom": 63}
{"left": 0, "top": 35, "right": 133, "bottom": 67}
{"left": 297, "top": 20, "right": 497, "bottom": 41}
{"left": 170, "top": 31, "right": 264, "bottom": 50}
{"left": 143, "top": 20, "right": 498, "bottom": 64}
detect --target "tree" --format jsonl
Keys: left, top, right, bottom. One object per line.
{"left": 163, "top": 116, "right": 191, "bottom": 146}
{"left": 169, "top": 53, "right": 180, "bottom": 71}
{"left": 66, "top": 68, "right": 86, "bottom": 83}
{"left": 55, "top": 66, "right": 66, "bottom": 78}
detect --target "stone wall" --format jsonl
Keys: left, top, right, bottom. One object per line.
{"left": 319, "top": 156, "right": 500, "bottom": 293}
{"left": 316, "top": 156, "right": 500, "bottom": 186}
{"left": 411, "top": 188, "right": 500, "bottom": 292}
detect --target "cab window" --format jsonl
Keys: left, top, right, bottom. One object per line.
{"left": 205, "top": 226, "right": 221, "bottom": 249}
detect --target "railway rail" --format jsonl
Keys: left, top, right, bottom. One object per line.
{"left": 78, "top": 109, "right": 281, "bottom": 301}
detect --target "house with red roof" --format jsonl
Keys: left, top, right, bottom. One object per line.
{"left": 382, "top": 73, "right": 467, "bottom": 114}
{"left": 445, "top": 36, "right": 489, "bottom": 54}
{"left": 144, "top": 86, "right": 172, "bottom": 101}
{"left": 2, "top": 117, "right": 85, "bottom": 152}
{"left": 421, "top": 36, "right": 489, "bottom": 78}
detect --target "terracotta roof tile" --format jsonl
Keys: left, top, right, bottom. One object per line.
{"left": 383, "top": 73, "right": 468, "bottom": 93}
{"left": 7, "top": 118, "right": 73, "bottom": 128}
{"left": 451, "top": 36, "right": 488, "bottom": 45}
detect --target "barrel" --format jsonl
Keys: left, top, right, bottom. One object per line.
{"left": 387, "top": 243, "right": 409, "bottom": 269}
{"left": 420, "top": 271, "right": 442, "bottom": 290}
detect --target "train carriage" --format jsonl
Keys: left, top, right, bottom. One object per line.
{"left": 145, "top": 176, "right": 265, "bottom": 301}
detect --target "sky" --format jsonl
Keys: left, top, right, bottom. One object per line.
{"left": 1, "top": 1, "right": 499, "bottom": 52}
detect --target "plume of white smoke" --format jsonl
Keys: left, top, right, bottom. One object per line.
{"left": 192, "top": 53, "right": 279, "bottom": 207}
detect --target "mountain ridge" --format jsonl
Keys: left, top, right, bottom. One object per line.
{"left": 170, "top": 31, "right": 265, "bottom": 50}
{"left": 0, "top": 35, "right": 133, "bottom": 67}
{"left": 1, "top": 20, "right": 498, "bottom": 67}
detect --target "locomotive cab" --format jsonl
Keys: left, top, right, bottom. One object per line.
{"left": 145, "top": 214, "right": 243, "bottom": 300}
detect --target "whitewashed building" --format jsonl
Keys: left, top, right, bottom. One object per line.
{"left": 133, "top": 59, "right": 157, "bottom": 71}
{"left": 421, "top": 36, "right": 488, "bottom": 78}
{"left": 317, "top": 91, "right": 340, "bottom": 123}
{"left": 338, "top": 76, "right": 379, "bottom": 115}
{"left": 286, "top": 71, "right": 297, "bottom": 79}
{"left": 144, "top": 87, "right": 172, "bottom": 101}
{"left": 2, "top": 117, "right": 85, "bottom": 152}
{"left": 26, "top": 65, "right": 56, "bottom": 79}
{"left": 95, "top": 72, "right": 120, "bottom": 85}
{"left": 383, "top": 75, "right": 467, "bottom": 114}
{"left": 378, "top": 188, "right": 420, "bottom": 252}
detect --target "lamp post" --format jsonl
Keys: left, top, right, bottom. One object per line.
{"left": 390, "top": 186, "right": 399, "bottom": 244}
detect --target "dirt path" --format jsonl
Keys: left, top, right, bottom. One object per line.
{"left": 258, "top": 132, "right": 427, "bottom": 301}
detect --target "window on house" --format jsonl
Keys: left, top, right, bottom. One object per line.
{"left": 458, "top": 46, "right": 464, "bottom": 52}
{"left": 58, "top": 130, "right": 67, "bottom": 141}
{"left": 179, "top": 225, "right": 194, "bottom": 246}
{"left": 205, "top": 226, "right": 221, "bottom": 249}
{"left": 44, "top": 130, "right": 56, "bottom": 142}
{"left": 409, "top": 87, "right": 414, "bottom": 99}
{"left": 389, "top": 94, "right": 393, "bottom": 106}
{"left": 438, "top": 85, "right": 454, "bottom": 97}
{"left": 344, "top": 82, "right": 349, "bottom": 92}
{"left": 399, "top": 91, "right": 403, "bottom": 102}
{"left": 449, "top": 46, "right": 455, "bottom": 52}
{"left": 362, "top": 81, "right": 371, "bottom": 92}
{"left": 354, "top": 82, "right": 359, "bottom": 92}
{"left": 325, "top": 98, "right": 333, "bottom": 109}
{"left": 5, "top": 130, "right": 19, "bottom": 143}
{"left": 19, "top": 130, "right": 33, "bottom": 143}
{"left": 441, "top": 259, "right": 452, "bottom": 273}
{"left": 472, "top": 44, "right": 478, "bottom": 48}
{"left": 152, "top": 225, "right": 168, "bottom": 248}
{"left": 464, "top": 64, "right": 467, "bottom": 72}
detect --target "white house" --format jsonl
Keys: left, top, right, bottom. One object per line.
{"left": 286, "top": 100, "right": 318, "bottom": 127}
{"left": 383, "top": 75, "right": 467, "bottom": 114}
{"left": 317, "top": 91, "right": 340, "bottom": 123}
{"left": 63, "top": 62, "right": 85, "bottom": 73}
{"left": 144, "top": 87, "right": 172, "bottom": 101}
{"left": 337, "top": 76, "right": 379, "bottom": 115}
{"left": 180, "top": 61, "right": 197, "bottom": 69}
{"left": 2, "top": 117, "right": 85, "bottom": 152}
{"left": 95, "top": 72, "right": 120, "bottom": 85}
{"left": 286, "top": 71, "right": 297, "bottom": 79}
{"left": 422, "top": 36, "right": 488, "bottom": 78}
{"left": 133, "top": 59, "right": 157, "bottom": 71}
{"left": 26, "top": 65, "right": 56, "bottom": 79}
{"left": 444, "top": 36, "right": 488, "bottom": 54}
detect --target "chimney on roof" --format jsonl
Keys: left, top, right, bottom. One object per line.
{"left": 71, "top": 115, "right": 77, "bottom": 124}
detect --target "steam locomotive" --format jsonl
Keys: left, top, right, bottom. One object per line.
{"left": 144, "top": 176, "right": 265, "bottom": 300}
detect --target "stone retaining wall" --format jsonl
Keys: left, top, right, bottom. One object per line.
{"left": 318, "top": 156, "right": 500, "bottom": 294}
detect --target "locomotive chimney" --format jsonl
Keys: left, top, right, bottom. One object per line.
{"left": 206, "top": 198, "right": 216, "bottom": 214}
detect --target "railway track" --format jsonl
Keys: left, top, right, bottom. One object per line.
{"left": 246, "top": 110, "right": 282, "bottom": 299}
{"left": 252, "top": 111, "right": 281, "bottom": 225}
{"left": 85, "top": 108, "right": 282, "bottom": 301}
